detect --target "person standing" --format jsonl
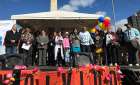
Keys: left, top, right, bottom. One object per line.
{"left": 36, "top": 30, "right": 49, "bottom": 66}
{"left": 79, "top": 26, "right": 94, "bottom": 52}
{"left": 21, "top": 28, "right": 34, "bottom": 66}
{"left": 116, "top": 28, "right": 127, "bottom": 65}
{"left": 94, "top": 30, "right": 104, "bottom": 65}
{"left": 4, "top": 24, "right": 20, "bottom": 54}
{"left": 124, "top": 23, "right": 140, "bottom": 66}
{"left": 48, "top": 32, "right": 56, "bottom": 66}
{"left": 70, "top": 28, "right": 81, "bottom": 66}
{"left": 54, "top": 32, "right": 64, "bottom": 66}
{"left": 63, "top": 32, "right": 70, "bottom": 66}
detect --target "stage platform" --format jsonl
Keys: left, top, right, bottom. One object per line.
{"left": 120, "top": 66, "right": 140, "bottom": 85}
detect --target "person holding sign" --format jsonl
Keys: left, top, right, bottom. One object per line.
{"left": 21, "top": 28, "right": 34, "bottom": 66}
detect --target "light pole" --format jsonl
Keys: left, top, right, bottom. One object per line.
{"left": 111, "top": 0, "right": 117, "bottom": 32}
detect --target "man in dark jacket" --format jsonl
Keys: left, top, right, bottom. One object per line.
{"left": 4, "top": 24, "right": 20, "bottom": 54}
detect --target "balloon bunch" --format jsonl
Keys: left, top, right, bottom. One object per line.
{"left": 98, "top": 16, "right": 111, "bottom": 31}
{"left": 89, "top": 16, "right": 111, "bottom": 33}
{"left": 3, "top": 73, "right": 15, "bottom": 85}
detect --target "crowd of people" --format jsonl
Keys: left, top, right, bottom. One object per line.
{"left": 4, "top": 23, "right": 140, "bottom": 67}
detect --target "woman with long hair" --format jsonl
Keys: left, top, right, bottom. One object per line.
{"left": 21, "top": 28, "right": 34, "bottom": 66}
{"left": 54, "top": 32, "right": 64, "bottom": 66}
{"left": 36, "top": 29, "right": 49, "bottom": 66}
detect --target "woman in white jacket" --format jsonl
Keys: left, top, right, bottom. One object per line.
{"left": 54, "top": 32, "right": 64, "bottom": 65}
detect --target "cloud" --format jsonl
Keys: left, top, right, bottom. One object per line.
{"left": 60, "top": 0, "right": 96, "bottom": 11}
{"left": 95, "top": 11, "right": 107, "bottom": 16}
{"left": 60, "top": 5, "right": 78, "bottom": 11}
{"left": 112, "top": 19, "right": 128, "bottom": 31}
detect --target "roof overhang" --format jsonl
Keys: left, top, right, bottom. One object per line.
{"left": 11, "top": 11, "right": 103, "bottom": 20}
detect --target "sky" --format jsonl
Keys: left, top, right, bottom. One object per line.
{"left": 0, "top": 0, "right": 140, "bottom": 23}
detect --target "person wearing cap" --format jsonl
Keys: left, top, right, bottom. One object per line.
{"left": 124, "top": 23, "right": 140, "bottom": 66}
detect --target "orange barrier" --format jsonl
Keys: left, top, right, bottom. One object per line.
{"left": 0, "top": 66, "right": 122, "bottom": 85}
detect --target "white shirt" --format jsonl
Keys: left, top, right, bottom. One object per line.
{"left": 55, "top": 36, "right": 63, "bottom": 48}
{"left": 106, "top": 33, "right": 113, "bottom": 45}
{"left": 79, "top": 31, "right": 94, "bottom": 45}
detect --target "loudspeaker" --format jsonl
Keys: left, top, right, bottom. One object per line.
{"left": 0, "top": 54, "right": 25, "bottom": 69}
{"left": 74, "top": 52, "right": 93, "bottom": 66}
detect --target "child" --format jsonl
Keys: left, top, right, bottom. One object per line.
{"left": 63, "top": 32, "right": 70, "bottom": 66}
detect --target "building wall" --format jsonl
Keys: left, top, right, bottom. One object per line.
{"left": 127, "top": 11, "right": 140, "bottom": 31}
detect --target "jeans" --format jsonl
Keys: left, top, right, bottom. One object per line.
{"left": 6, "top": 46, "right": 17, "bottom": 54}
{"left": 126, "top": 42, "right": 137, "bottom": 64}
{"left": 81, "top": 45, "right": 91, "bottom": 52}
{"left": 107, "top": 44, "right": 121, "bottom": 64}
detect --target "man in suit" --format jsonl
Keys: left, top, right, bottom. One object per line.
{"left": 4, "top": 24, "right": 20, "bottom": 54}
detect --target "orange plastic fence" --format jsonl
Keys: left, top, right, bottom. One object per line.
{"left": 0, "top": 66, "right": 122, "bottom": 85}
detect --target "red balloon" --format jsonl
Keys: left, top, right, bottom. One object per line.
{"left": 32, "top": 67, "right": 39, "bottom": 73}
{"left": 3, "top": 80, "right": 10, "bottom": 85}
{"left": 103, "top": 19, "right": 110, "bottom": 27}
{"left": 6, "top": 73, "right": 12, "bottom": 79}
{"left": 57, "top": 67, "right": 64, "bottom": 73}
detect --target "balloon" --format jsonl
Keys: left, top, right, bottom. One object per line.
{"left": 32, "top": 67, "right": 39, "bottom": 73}
{"left": 14, "top": 65, "right": 27, "bottom": 70}
{"left": 103, "top": 19, "right": 110, "bottom": 27}
{"left": 89, "top": 64, "right": 94, "bottom": 69}
{"left": 91, "top": 28, "right": 96, "bottom": 33}
{"left": 57, "top": 67, "right": 64, "bottom": 73}
{"left": 98, "top": 23, "right": 106, "bottom": 30}
{"left": 6, "top": 73, "right": 12, "bottom": 79}
{"left": 98, "top": 23, "right": 103, "bottom": 28}
{"left": 104, "top": 16, "right": 111, "bottom": 21}
{"left": 98, "top": 17, "right": 104, "bottom": 22}
{"left": 95, "top": 25, "right": 100, "bottom": 30}
{"left": 10, "top": 77, "right": 15, "bottom": 82}
{"left": 3, "top": 80, "right": 10, "bottom": 85}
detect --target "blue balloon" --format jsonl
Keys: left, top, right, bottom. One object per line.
{"left": 98, "top": 17, "right": 104, "bottom": 22}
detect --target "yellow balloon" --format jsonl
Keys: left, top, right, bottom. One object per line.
{"left": 99, "top": 23, "right": 106, "bottom": 30}
{"left": 91, "top": 28, "right": 96, "bottom": 33}
{"left": 10, "top": 77, "right": 15, "bottom": 82}
{"left": 105, "top": 16, "right": 111, "bottom": 21}
{"left": 98, "top": 23, "right": 103, "bottom": 28}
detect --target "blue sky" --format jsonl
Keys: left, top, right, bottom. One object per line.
{"left": 0, "top": 0, "right": 140, "bottom": 22}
